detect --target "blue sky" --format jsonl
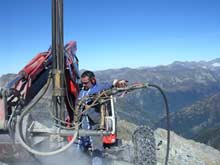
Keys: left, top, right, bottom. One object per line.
{"left": 0, "top": 0, "right": 220, "bottom": 75}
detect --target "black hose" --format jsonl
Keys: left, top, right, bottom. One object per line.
{"left": 17, "top": 73, "right": 78, "bottom": 156}
{"left": 148, "top": 84, "right": 170, "bottom": 165}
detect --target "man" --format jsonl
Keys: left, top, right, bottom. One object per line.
{"left": 79, "top": 70, "right": 127, "bottom": 129}
{"left": 78, "top": 70, "right": 127, "bottom": 165}
{"left": 80, "top": 70, "right": 127, "bottom": 96}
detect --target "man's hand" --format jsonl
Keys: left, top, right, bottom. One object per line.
{"left": 113, "top": 79, "right": 128, "bottom": 88}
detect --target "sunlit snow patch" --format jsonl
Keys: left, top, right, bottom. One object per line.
{"left": 212, "top": 63, "right": 220, "bottom": 67}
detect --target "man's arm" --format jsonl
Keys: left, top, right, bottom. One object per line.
{"left": 90, "top": 83, "right": 113, "bottom": 95}
{"left": 90, "top": 79, "right": 128, "bottom": 94}
{"left": 79, "top": 80, "right": 128, "bottom": 97}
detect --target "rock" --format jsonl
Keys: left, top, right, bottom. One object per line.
{"left": 104, "top": 127, "right": 220, "bottom": 165}
{"left": 155, "top": 128, "right": 220, "bottom": 165}
{"left": 1, "top": 125, "right": 220, "bottom": 165}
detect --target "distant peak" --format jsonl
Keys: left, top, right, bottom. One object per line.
{"left": 209, "top": 58, "right": 220, "bottom": 63}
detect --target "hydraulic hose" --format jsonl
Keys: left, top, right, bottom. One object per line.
{"left": 17, "top": 74, "right": 78, "bottom": 156}
{"left": 148, "top": 84, "right": 170, "bottom": 165}
{"left": 76, "top": 83, "right": 170, "bottom": 165}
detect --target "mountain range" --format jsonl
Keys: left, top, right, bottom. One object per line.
{"left": 95, "top": 59, "right": 220, "bottom": 122}
{"left": 1, "top": 58, "right": 220, "bottom": 151}
{"left": 95, "top": 58, "right": 220, "bottom": 150}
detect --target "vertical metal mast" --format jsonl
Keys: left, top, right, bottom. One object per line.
{"left": 52, "top": 0, "right": 65, "bottom": 124}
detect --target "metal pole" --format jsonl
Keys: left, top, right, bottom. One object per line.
{"left": 58, "top": 0, "right": 65, "bottom": 121}
{"left": 52, "top": 0, "right": 65, "bottom": 124}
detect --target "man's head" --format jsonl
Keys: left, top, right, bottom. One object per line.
{"left": 80, "top": 70, "right": 96, "bottom": 90}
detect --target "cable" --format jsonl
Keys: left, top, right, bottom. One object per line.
{"left": 75, "top": 83, "right": 170, "bottom": 165}
{"left": 149, "top": 84, "right": 170, "bottom": 165}
{"left": 17, "top": 73, "right": 78, "bottom": 156}
{"left": 109, "top": 83, "right": 170, "bottom": 165}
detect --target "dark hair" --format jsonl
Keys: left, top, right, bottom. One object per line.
{"left": 81, "top": 70, "right": 96, "bottom": 85}
{"left": 81, "top": 70, "right": 95, "bottom": 79}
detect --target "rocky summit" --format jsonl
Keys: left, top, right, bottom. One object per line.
{"left": 155, "top": 128, "right": 220, "bottom": 165}
{"left": 1, "top": 125, "right": 220, "bottom": 165}
{"left": 104, "top": 127, "right": 220, "bottom": 165}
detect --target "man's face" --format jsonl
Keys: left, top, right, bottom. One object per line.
{"left": 81, "top": 76, "right": 93, "bottom": 90}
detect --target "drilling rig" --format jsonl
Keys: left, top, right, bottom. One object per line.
{"left": 0, "top": 0, "right": 170, "bottom": 164}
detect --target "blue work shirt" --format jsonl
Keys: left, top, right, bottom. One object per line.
{"left": 79, "top": 82, "right": 113, "bottom": 99}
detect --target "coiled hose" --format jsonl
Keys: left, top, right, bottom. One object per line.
{"left": 16, "top": 75, "right": 78, "bottom": 156}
